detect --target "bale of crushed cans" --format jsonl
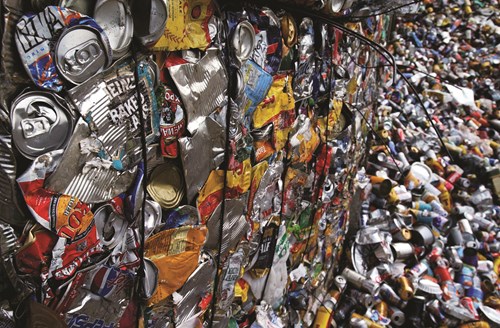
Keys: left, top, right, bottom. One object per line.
{"left": 0, "top": 0, "right": 397, "bottom": 327}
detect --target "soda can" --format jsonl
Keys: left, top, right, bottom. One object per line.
{"left": 391, "top": 242, "right": 414, "bottom": 261}
{"left": 54, "top": 24, "right": 112, "bottom": 85}
{"left": 379, "top": 283, "right": 406, "bottom": 308}
{"left": 349, "top": 289, "right": 374, "bottom": 308}
{"left": 93, "top": 204, "right": 128, "bottom": 249}
{"left": 397, "top": 276, "right": 414, "bottom": 301}
{"left": 230, "top": 20, "right": 256, "bottom": 67}
{"left": 10, "top": 90, "right": 74, "bottom": 159}
{"left": 94, "top": 0, "right": 134, "bottom": 59}
{"left": 132, "top": 0, "right": 168, "bottom": 47}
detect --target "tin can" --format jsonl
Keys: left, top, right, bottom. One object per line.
{"left": 55, "top": 25, "right": 112, "bottom": 85}
{"left": 147, "top": 163, "right": 185, "bottom": 209}
{"left": 94, "top": 0, "right": 134, "bottom": 59}
{"left": 10, "top": 90, "right": 74, "bottom": 159}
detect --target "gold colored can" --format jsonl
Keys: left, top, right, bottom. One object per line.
{"left": 147, "top": 163, "right": 185, "bottom": 209}
{"left": 350, "top": 313, "right": 384, "bottom": 328}
{"left": 458, "top": 321, "right": 490, "bottom": 328}
{"left": 313, "top": 305, "right": 334, "bottom": 328}
{"left": 398, "top": 276, "right": 414, "bottom": 301}
{"left": 375, "top": 301, "right": 389, "bottom": 318}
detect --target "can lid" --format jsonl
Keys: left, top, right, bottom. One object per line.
{"left": 147, "top": 163, "right": 185, "bottom": 209}
{"left": 94, "top": 0, "right": 134, "bottom": 59}
{"left": 55, "top": 25, "right": 112, "bottom": 84}
{"left": 10, "top": 91, "right": 74, "bottom": 159}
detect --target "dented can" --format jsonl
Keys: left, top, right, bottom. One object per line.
{"left": 54, "top": 25, "right": 112, "bottom": 85}
{"left": 10, "top": 91, "right": 74, "bottom": 159}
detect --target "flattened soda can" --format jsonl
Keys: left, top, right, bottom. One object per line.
{"left": 94, "top": 0, "right": 134, "bottom": 59}
{"left": 132, "top": 0, "right": 168, "bottom": 47}
{"left": 10, "top": 90, "right": 74, "bottom": 159}
{"left": 55, "top": 25, "right": 112, "bottom": 85}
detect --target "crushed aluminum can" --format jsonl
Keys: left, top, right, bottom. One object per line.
{"left": 132, "top": 0, "right": 168, "bottom": 47}
{"left": 54, "top": 25, "right": 112, "bottom": 85}
{"left": 230, "top": 20, "right": 256, "bottom": 67}
{"left": 17, "top": 150, "right": 94, "bottom": 241}
{"left": 93, "top": 204, "right": 128, "bottom": 249}
{"left": 246, "top": 7, "right": 283, "bottom": 76}
{"left": 10, "top": 90, "right": 75, "bottom": 159}
{"left": 94, "top": 0, "right": 134, "bottom": 59}
{"left": 163, "top": 205, "right": 200, "bottom": 230}
{"left": 279, "top": 12, "right": 298, "bottom": 48}
{"left": 241, "top": 60, "right": 273, "bottom": 128}
{"left": 156, "top": 84, "right": 186, "bottom": 158}
{"left": 147, "top": 162, "right": 185, "bottom": 210}
{"left": 144, "top": 225, "right": 207, "bottom": 306}
{"left": 140, "top": 258, "right": 159, "bottom": 300}
{"left": 56, "top": 263, "right": 137, "bottom": 328}
{"left": 173, "top": 259, "right": 215, "bottom": 325}
{"left": 15, "top": 6, "right": 112, "bottom": 91}
{"left": 204, "top": 199, "right": 249, "bottom": 258}
{"left": 166, "top": 48, "right": 228, "bottom": 134}
{"left": 152, "top": 0, "right": 214, "bottom": 51}
{"left": 44, "top": 58, "right": 158, "bottom": 203}
{"left": 179, "top": 117, "right": 225, "bottom": 203}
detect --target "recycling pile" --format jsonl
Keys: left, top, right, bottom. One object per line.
{"left": 336, "top": 0, "right": 500, "bottom": 327}
{"left": 0, "top": 0, "right": 396, "bottom": 327}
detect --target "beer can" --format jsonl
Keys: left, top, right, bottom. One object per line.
{"left": 54, "top": 25, "right": 112, "bottom": 85}
{"left": 398, "top": 276, "right": 414, "bottom": 301}
{"left": 94, "top": 0, "right": 134, "bottom": 59}
{"left": 93, "top": 204, "right": 128, "bottom": 249}
{"left": 10, "top": 90, "right": 74, "bottom": 159}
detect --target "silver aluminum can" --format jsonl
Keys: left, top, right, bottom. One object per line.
{"left": 94, "top": 0, "right": 134, "bottom": 59}
{"left": 231, "top": 20, "right": 255, "bottom": 67}
{"left": 132, "top": 0, "right": 168, "bottom": 47}
{"left": 10, "top": 90, "right": 74, "bottom": 159}
{"left": 55, "top": 25, "right": 112, "bottom": 85}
